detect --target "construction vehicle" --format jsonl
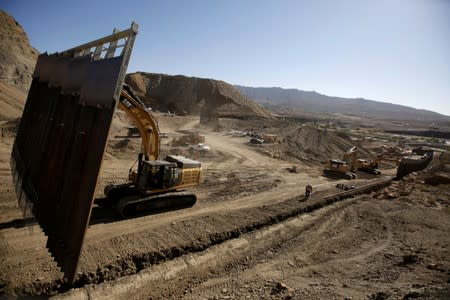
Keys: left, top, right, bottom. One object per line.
{"left": 324, "top": 146, "right": 386, "bottom": 179}
{"left": 355, "top": 158, "right": 381, "bottom": 175}
{"left": 99, "top": 84, "right": 202, "bottom": 217}
{"left": 356, "top": 152, "right": 405, "bottom": 175}
{"left": 343, "top": 146, "right": 384, "bottom": 175}
{"left": 323, "top": 158, "right": 357, "bottom": 179}
{"left": 336, "top": 183, "right": 356, "bottom": 190}
{"left": 323, "top": 147, "right": 358, "bottom": 179}
{"left": 324, "top": 146, "right": 405, "bottom": 179}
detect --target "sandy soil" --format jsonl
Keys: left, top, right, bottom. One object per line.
{"left": 0, "top": 82, "right": 26, "bottom": 120}
{"left": 0, "top": 115, "right": 449, "bottom": 299}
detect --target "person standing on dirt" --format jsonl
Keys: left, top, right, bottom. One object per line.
{"left": 305, "top": 184, "right": 312, "bottom": 199}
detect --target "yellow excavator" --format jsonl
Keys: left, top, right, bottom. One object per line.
{"left": 98, "top": 84, "right": 202, "bottom": 217}
{"left": 323, "top": 147, "right": 358, "bottom": 179}
{"left": 323, "top": 146, "right": 386, "bottom": 179}
{"left": 357, "top": 153, "right": 402, "bottom": 175}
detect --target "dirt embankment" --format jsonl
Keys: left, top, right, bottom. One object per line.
{"left": 0, "top": 10, "right": 38, "bottom": 121}
{"left": 279, "top": 125, "right": 373, "bottom": 164}
{"left": 0, "top": 10, "right": 38, "bottom": 92}
{"left": 125, "top": 72, "right": 272, "bottom": 122}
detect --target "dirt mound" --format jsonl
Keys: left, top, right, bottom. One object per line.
{"left": 0, "top": 10, "right": 38, "bottom": 92}
{"left": 0, "top": 10, "right": 38, "bottom": 121}
{"left": 125, "top": 72, "right": 271, "bottom": 122}
{"left": 280, "top": 125, "right": 373, "bottom": 164}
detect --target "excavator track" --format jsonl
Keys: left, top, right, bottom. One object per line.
{"left": 323, "top": 169, "right": 357, "bottom": 180}
{"left": 357, "top": 167, "right": 381, "bottom": 175}
{"left": 115, "top": 191, "right": 197, "bottom": 218}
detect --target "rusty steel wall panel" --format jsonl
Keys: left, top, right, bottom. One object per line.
{"left": 10, "top": 23, "right": 138, "bottom": 282}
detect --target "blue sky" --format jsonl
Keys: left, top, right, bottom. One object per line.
{"left": 3, "top": 0, "right": 450, "bottom": 116}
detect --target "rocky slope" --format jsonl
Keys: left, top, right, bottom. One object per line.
{"left": 235, "top": 86, "right": 450, "bottom": 122}
{"left": 280, "top": 125, "right": 373, "bottom": 164}
{"left": 0, "top": 10, "right": 38, "bottom": 92}
{"left": 125, "top": 72, "right": 271, "bottom": 122}
{"left": 0, "top": 10, "right": 39, "bottom": 121}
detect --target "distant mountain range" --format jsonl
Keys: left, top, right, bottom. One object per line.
{"left": 235, "top": 86, "right": 450, "bottom": 121}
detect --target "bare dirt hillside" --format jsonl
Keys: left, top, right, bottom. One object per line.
{"left": 0, "top": 10, "right": 38, "bottom": 92}
{"left": 236, "top": 85, "right": 450, "bottom": 121}
{"left": 125, "top": 72, "right": 272, "bottom": 121}
{"left": 280, "top": 125, "right": 374, "bottom": 164}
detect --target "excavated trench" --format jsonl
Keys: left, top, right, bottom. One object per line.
{"left": 12, "top": 178, "right": 392, "bottom": 296}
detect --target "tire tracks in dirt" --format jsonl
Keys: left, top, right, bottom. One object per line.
{"left": 178, "top": 199, "right": 395, "bottom": 300}
{"left": 5, "top": 178, "right": 387, "bottom": 297}
{"left": 51, "top": 179, "right": 396, "bottom": 299}
{"left": 53, "top": 195, "right": 361, "bottom": 299}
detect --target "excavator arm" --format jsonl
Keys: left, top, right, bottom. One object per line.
{"left": 118, "top": 85, "right": 160, "bottom": 161}
{"left": 343, "top": 146, "right": 358, "bottom": 171}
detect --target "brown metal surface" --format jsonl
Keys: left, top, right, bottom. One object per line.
{"left": 10, "top": 23, "right": 138, "bottom": 282}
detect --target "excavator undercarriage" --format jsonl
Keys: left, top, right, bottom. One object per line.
{"left": 104, "top": 188, "right": 197, "bottom": 218}
{"left": 323, "top": 159, "right": 357, "bottom": 179}
{"left": 101, "top": 154, "right": 201, "bottom": 217}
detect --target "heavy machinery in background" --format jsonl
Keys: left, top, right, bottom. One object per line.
{"left": 358, "top": 153, "right": 402, "bottom": 175}
{"left": 323, "top": 147, "right": 359, "bottom": 179}
{"left": 324, "top": 146, "right": 390, "bottom": 179}
{"left": 99, "top": 85, "right": 202, "bottom": 217}
{"left": 323, "top": 158, "right": 357, "bottom": 179}
{"left": 324, "top": 145, "right": 433, "bottom": 180}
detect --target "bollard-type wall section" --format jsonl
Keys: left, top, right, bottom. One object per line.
{"left": 10, "top": 22, "right": 138, "bottom": 282}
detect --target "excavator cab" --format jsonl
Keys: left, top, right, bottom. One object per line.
{"left": 137, "top": 160, "right": 181, "bottom": 191}
{"left": 135, "top": 154, "right": 202, "bottom": 192}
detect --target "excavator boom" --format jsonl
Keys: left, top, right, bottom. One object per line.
{"left": 119, "top": 85, "right": 160, "bottom": 161}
